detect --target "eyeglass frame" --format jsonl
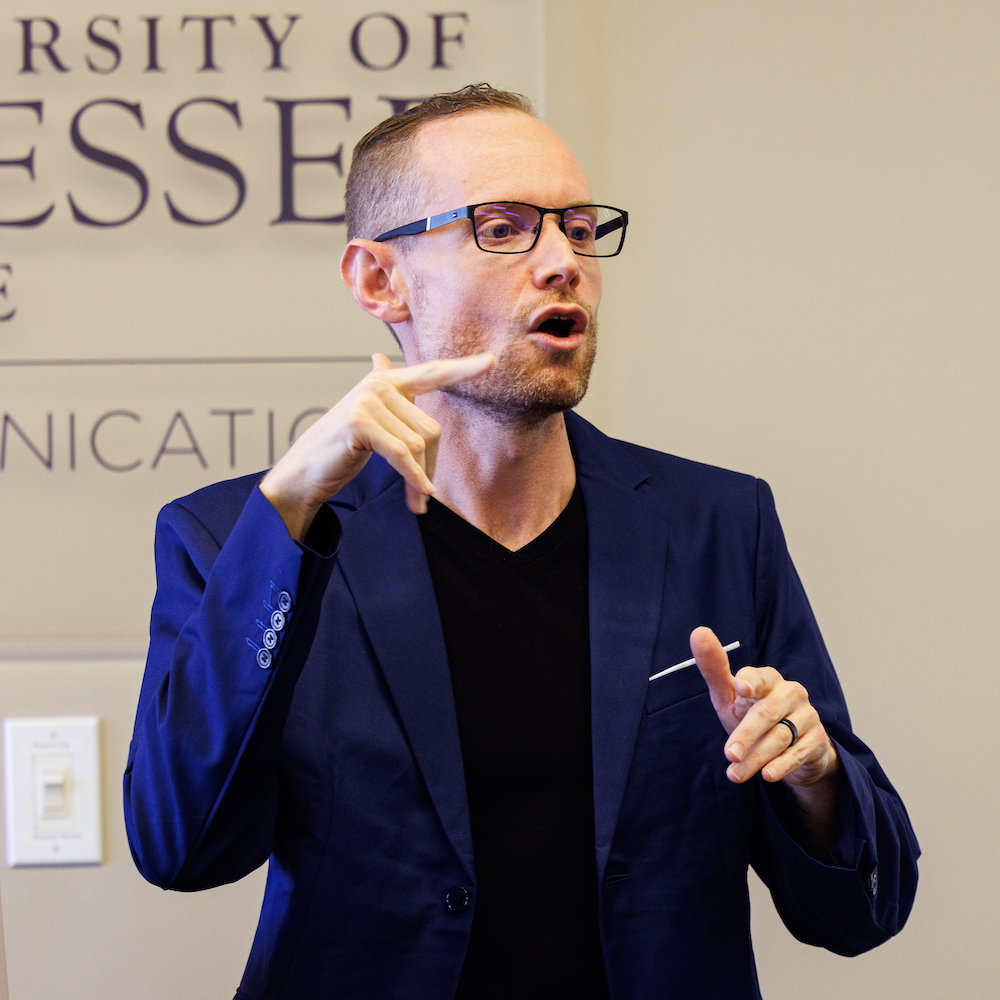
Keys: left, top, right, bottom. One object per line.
{"left": 372, "top": 202, "right": 629, "bottom": 257}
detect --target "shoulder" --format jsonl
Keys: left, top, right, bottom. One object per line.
{"left": 158, "top": 471, "right": 265, "bottom": 548}
{"left": 566, "top": 410, "right": 772, "bottom": 519}
{"left": 156, "top": 457, "right": 396, "bottom": 550}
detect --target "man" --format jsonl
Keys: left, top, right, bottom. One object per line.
{"left": 124, "top": 85, "right": 919, "bottom": 999}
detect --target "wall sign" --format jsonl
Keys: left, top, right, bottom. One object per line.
{"left": 0, "top": 1, "right": 545, "bottom": 654}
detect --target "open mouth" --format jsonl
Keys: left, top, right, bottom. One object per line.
{"left": 536, "top": 316, "right": 576, "bottom": 337}
{"left": 528, "top": 304, "right": 589, "bottom": 342}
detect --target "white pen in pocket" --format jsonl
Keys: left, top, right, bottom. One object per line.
{"left": 648, "top": 640, "right": 741, "bottom": 682}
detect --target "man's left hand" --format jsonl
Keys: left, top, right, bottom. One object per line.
{"left": 691, "top": 626, "right": 842, "bottom": 848}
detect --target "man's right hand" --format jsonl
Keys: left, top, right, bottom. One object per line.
{"left": 260, "top": 351, "right": 494, "bottom": 540}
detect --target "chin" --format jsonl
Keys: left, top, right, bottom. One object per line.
{"left": 446, "top": 337, "right": 596, "bottom": 427}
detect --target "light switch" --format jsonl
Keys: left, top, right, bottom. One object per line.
{"left": 36, "top": 755, "right": 72, "bottom": 824}
{"left": 4, "top": 717, "right": 102, "bottom": 866}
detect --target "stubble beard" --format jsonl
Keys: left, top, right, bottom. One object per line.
{"left": 417, "top": 292, "right": 599, "bottom": 428}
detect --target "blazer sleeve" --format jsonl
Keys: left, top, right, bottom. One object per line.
{"left": 748, "top": 478, "right": 920, "bottom": 956}
{"left": 123, "top": 484, "right": 340, "bottom": 891}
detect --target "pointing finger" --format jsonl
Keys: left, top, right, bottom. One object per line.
{"left": 388, "top": 353, "right": 495, "bottom": 397}
{"left": 691, "top": 626, "right": 738, "bottom": 732}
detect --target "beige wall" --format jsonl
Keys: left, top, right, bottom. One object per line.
{"left": 552, "top": 1, "right": 998, "bottom": 996}
{"left": 0, "top": 660, "right": 266, "bottom": 998}
{"left": 3, "top": 1, "right": 997, "bottom": 996}
{"left": 0, "top": 866, "right": 7, "bottom": 999}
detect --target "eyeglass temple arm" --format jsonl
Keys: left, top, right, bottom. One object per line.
{"left": 594, "top": 215, "right": 626, "bottom": 240}
{"left": 374, "top": 206, "right": 471, "bottom": 242}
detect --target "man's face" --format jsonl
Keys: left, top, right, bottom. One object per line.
{"left": 394, "top": 111, "right": 602, "bottom": 424}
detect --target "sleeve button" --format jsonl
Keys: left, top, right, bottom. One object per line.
{"left": 278, "top": 591, "right": 292, "bottom": 613}
{"left": 263, "top": 628, "right": 278, "bottom": 650}
{"left": 256, "top": 648, "right": 273, "bottom": 669}
{"left": 867, "top": 869, "right": 878, "bottom": 898}
{"left": 270, "top": 609, "right": 286, "bottom": 632}
{"left": 445, "top": 886, "right": 470, "bottom": 913}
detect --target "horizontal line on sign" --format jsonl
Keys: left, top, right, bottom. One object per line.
{"left": 0, "top": 355, "right": 402, "bottom": 367}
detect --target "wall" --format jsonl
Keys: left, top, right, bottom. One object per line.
{"left": 550, "top": 2, "right": 997, "bottom": 997}
{"left": 3, "top": 2, "right": 997, "bottom": 997}
{"left": 0, "top": 661, "right": 265, "bottom": 998}
{"left": 0, "top": 871, "right": 7, "bottom": 998}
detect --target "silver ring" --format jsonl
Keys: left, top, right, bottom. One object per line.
{"left": 776, "top": 718, "right": 798, "bottom": 746}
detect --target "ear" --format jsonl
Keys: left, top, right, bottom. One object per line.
{"left": 340, "top": 238, "right": 411, "bottom": 324}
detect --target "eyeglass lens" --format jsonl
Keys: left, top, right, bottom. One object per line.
{"left": 472, "top": 204, "right": 625, "bottom": 256}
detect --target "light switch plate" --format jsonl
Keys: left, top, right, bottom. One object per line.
{"left": 3, "top": 716, "right": 103, "bottom": 866}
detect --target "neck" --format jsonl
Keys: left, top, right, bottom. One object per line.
{"left": 419, "top": 394, "right": 577, "bottom": 551}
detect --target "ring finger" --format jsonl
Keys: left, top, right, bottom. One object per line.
{"left": 727, "top": 715, "right": 803, "bottom": 784}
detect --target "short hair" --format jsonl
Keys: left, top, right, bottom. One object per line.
{"left": 345, "top": 83, "right": 535, "bottom": 241}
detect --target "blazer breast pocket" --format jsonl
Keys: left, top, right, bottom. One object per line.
{"left": 644, "top": 664, "right": 709, "bottom": 715}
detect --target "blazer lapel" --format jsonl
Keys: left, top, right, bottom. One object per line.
{"left": 334, "top": 474, "right": 475, "bottom": 880}
{"left": 569, "top": 415, "right": 671, "bottom": 881}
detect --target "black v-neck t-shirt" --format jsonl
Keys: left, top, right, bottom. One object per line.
{"left": 419, "top": 486, "right": 609, "bottom": 999}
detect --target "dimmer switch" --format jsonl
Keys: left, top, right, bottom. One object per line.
{"left": 4, "top": 717, "right": 102, "bottom": 866}
{"left": 36, "top": 755, "right": 72, "bottom": 823}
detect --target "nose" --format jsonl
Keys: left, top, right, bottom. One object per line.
{"left": 530, "top": 212, "right": 581, "bottom": 289}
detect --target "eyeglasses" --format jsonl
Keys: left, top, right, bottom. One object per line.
{"left": 373, "top": 202, "right": 629, "bottom": 257}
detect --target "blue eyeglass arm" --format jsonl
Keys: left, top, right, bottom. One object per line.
{"left": 374, "top": 205, "right": 628, "bottom": 243}
{"left": 374, "top": 206, "right": 471, "bottom": 242}
{"left": 594, "top": 213, "right": 627, "bottom": 240}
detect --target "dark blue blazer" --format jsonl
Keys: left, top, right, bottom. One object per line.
{"left": 124, "top": 411, "right": 919, "bottom": 1000}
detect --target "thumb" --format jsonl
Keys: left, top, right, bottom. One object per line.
{"left": 691, "top": 626, "right": 738, "bottom": 733}
{"left": 371, "top": 352, "right": 395, "bottom": 372}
